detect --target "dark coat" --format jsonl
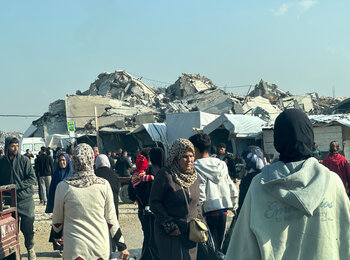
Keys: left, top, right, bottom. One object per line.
{"left": 150, "top": 168, "right": 203, "bottom": 260}
{"left": 115, "top": 156, "right": 132, "bottom": 177}
{"left": 95, "top": 166, "right": 120, "bottom": 217}
{"left": 37, "top": 153, "right": 54, "bottom": 177}
{"left": 0, "top": 137, "right": 36, "bottom": 216}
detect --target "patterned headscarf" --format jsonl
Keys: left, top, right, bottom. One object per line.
{"left": 95, "top": 154, "right": 111, "bottom": 169}
{"left": 167, "top": 138, "right": 197, "bottom": 188}
{"left": 65, "top": 143, "right": 105, "bottom": 188}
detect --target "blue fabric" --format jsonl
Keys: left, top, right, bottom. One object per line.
{"left": 45, "top": 153, "right": 74, "bottom": 213}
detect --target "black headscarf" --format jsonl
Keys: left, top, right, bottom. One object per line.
{"left": 149, "top": 147, "right": 165, "bottom": 168}
{"left": 274, "top": 109, "right": 314, "bottom": 163}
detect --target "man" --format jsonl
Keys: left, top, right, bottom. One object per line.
{"left": 189, "top": 133, "right": 238, "bottom": 250}
{"left": 24, "top": 149, "right": 34, "bottom": 160}
{"left": 37, "top": 146, "right": 53, "bottom": 206}
{"left": 225, "top": 109, "right": 350, "bottom": 259}
{"left": 216, "top": 143, "right": 237, "bottom": 180}
{"left": 93, "top": 146, "right": 100, "bottom": 159}
{"left": 106, "top": 151, "right": 116, "bottom": 169}
{"left": 0, "top": 137, "right": 37, "bottom": 259}
{"left": 115, "top": 150, "right": 132, "bottom": 177}
{"left": 0, "top": 149, "right": 4, "bottom": 158}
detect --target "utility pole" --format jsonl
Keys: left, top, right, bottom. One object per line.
{"left": 95, "top": 106, "right": 100, "bottom": 151}
{"left": 332, "top": 86, "right": 335, "bottom": 98}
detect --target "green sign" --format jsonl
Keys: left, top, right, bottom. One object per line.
{"left": 67, "top": 121, "right": 76, "bottom": 132}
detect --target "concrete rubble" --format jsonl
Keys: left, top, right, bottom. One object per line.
{"left": 28, "top": 71, "right": 347, "bottom": 139}
{"left": 0, "top": 131, "right": 22, "bottom": 149}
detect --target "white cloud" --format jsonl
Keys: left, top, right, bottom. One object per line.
{"left": 272, "top": 0, "right": 318, "bottom": 17}
{"left": 272, "top": 3, "right": 291, "bottom": 16}
{"left": 297, "top": 0, "right": 318, "bottom": 14}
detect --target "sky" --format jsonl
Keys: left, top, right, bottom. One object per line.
{"left": 1, "top": 0, "right": 350, "bottom": 132}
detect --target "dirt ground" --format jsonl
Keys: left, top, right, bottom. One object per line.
{"left": 18, "top": 186, "right": 235, "bottom": 259}
{"left": 19, "top": 187, "right": 143, "bottom": 259}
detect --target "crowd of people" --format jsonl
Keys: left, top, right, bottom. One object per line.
{"left": 0, "top": 108, "right": 349, "bottom": 259}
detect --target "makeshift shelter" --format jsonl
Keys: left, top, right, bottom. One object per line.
{"left": 129, "top": 123, "right": 167, "bottom": 151}
{"left": 203, "top": 114, "right": 265, "bottom": 156}
{"left": 262, "top": 114, "right": 350, "bottom": 160}
{"left": 166, "top": 112, "right": 219, "bottom": 146}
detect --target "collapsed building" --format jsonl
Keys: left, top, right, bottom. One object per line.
{"left": 24, "top": 70, "right": 348, "bottom": 154}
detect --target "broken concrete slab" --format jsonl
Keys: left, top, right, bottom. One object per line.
{"left": 166, "top": 73, "right": 216, "bottom": 100}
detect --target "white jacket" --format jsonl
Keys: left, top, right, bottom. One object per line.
{"left": 194, "top": 157, "right": 238, "bottom": 213}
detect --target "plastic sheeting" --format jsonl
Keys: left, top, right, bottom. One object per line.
{"left": 203, "top": 114, "right": 265, "bottom": 138}
{"left": 166, "top": 112, "right": 219, "bottom": 146}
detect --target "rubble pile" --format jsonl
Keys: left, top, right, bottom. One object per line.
{"left": 79, "top": 70, "right": 157, "bottom": 105}
{"left": 166, "top": 73, "right": 216, "bottom": 100}
{"left": 29, "top": 70, "right": 347, "bottom": 137}
{"left": 0, "top": 131, "right": 22, "bottom": 149}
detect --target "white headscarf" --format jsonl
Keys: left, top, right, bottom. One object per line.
{"left": 95, "top": 154, "right": 111, "bottom": 169}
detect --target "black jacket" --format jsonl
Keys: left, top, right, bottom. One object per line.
{"left": 0, "top": 137, "right": 36, "bottom": 215}
{"left": 37, "top": 153, "right": 54, "bottom": 177}
{"left": 115, "top": 156, "right": 132, "bottom": 177}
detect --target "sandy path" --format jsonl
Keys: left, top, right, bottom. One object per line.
{"left": 19, "top": 187, "right": 143, "bottom": 259}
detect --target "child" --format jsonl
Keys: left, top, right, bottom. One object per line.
{"left": 131, "top": 154, "right": 154, "bottom": 188}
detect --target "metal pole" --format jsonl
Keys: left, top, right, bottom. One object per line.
{"left": 95, "top": 106, "right": 100, "bottom": 150}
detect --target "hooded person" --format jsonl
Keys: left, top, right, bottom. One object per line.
{"left": 52, "top": 143, "right": 129, "bottom": 260}
{"left": 189, "top": 133, "right": 238, "bottom": 250}
{"left": 225, "top": 109, "right": 350, "bottom": 260}
{"left": 0, "top": 136, "right": 37, "bottom": 259}
{"left": 148, "top": 147, "right": 166, "bottom": 176}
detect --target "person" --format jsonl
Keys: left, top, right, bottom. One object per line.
{"left": 24, "top": 149, "right": 34, "bottom": 159}
{"left": 225, "top": 109, "right": 350, "bottom": 260}
{"left": 148, "top": 147, "right": 165, "bottom": 176}
{"left": 34, "top": 152, "right": 43, "bottom": 203}
{"left": 0, "top": 149, "right": 4, "bottom": 158}
{"left": 37, "top": 146, "right": 53, "bottom": 206}
{"left": 322, "top": 141, "right": 350, "bottom": 197}
{"left": 311, "top": 142, "right": 321, "bottom": 160}
{"left": 129, "top": 154, "right": 159, "bottom": 260}
{"left": 216, "top": 143, "right": 237, "bottom": 179}
{"left": 93, "top": 146, "right": 99, "bottom": 160}
{"left": 45, "top": 152, "right": 74, "bottom": 256}
{"left": 115, "top": 150, "right": 133, "bottom": 177}
{"left": 150, "top": 138, "right": 203, "bottom": 260}
{"left": 236, "top": 146, "right": 267, "bottom": 216}
{"left": 95, "top": 154, "right": 120, "bottom": 218}
{"left": 0, "top": 137, "right": 37, "bottom": 259}
{"left": 106, "top": 151, "right": 116, "bottom": 169}
{"left": 189, "top": 133, "right": 238, "bottom": 250}
{"left": 95, "top": 154, "right": 122, "bottom": 258}
{"left": 52, "top": 143, "right": 130, "bottom": 260}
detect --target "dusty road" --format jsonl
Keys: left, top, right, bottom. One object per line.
{"left": 19, "top": 188, "right": 143, "bottom": 259}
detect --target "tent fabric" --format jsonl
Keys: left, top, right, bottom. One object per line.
{"left": 166, "top": 111, "right": 219, "bottom": 146}
{"left": 203, "top": 114, "right": 265, "bottom": 138}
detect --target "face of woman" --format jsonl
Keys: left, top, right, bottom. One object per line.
{"left": 59, "top": 155, "right": 67, "bottom": 169}
{"left": 179, "top": 150, "right": 194, "bottom": 172}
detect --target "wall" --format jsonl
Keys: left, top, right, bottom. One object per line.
{"left": 263, "top": 125, "right": 344, "bottom": 160}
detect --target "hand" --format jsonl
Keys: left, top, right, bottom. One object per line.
{"left": 169, "top": 229, "right": 181, "bottom": 236}
{"left": 151, "top": 175, "right": 155, "bottom": 180}
{"left": 54, "top": 237, "right": 63, "bottom": 246}
{"left": 119, "top": 249, "right": 130, "bottom": 260}
{"left": 232, "top": 209, "right": 237, "bottom": 216}
{"left": 133, "top": 200, "right": 138, "bottom": 206}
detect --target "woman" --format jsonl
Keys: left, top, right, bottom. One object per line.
{"left": 52, "top": 143, "right": 129, "bottom": 260}
{"left": 236, "top": 146, "right": 267, "bottom": 216}
{"left": 148, "top": 147, "right": 165, "bottom": 176}
{"left": 150, "top": 139, "right": 203, "bottom": 260}
{"left": 45, "top": 152, "right": 74, "bottom": 255}
{"left": 323, "top": 141, "right": 350, "bottom": 196}
{"left": 95, "top": 154, "right": 120, "bottom": 218}
{"left": 225, "top": 109, "right": 350, "bottom": 259}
